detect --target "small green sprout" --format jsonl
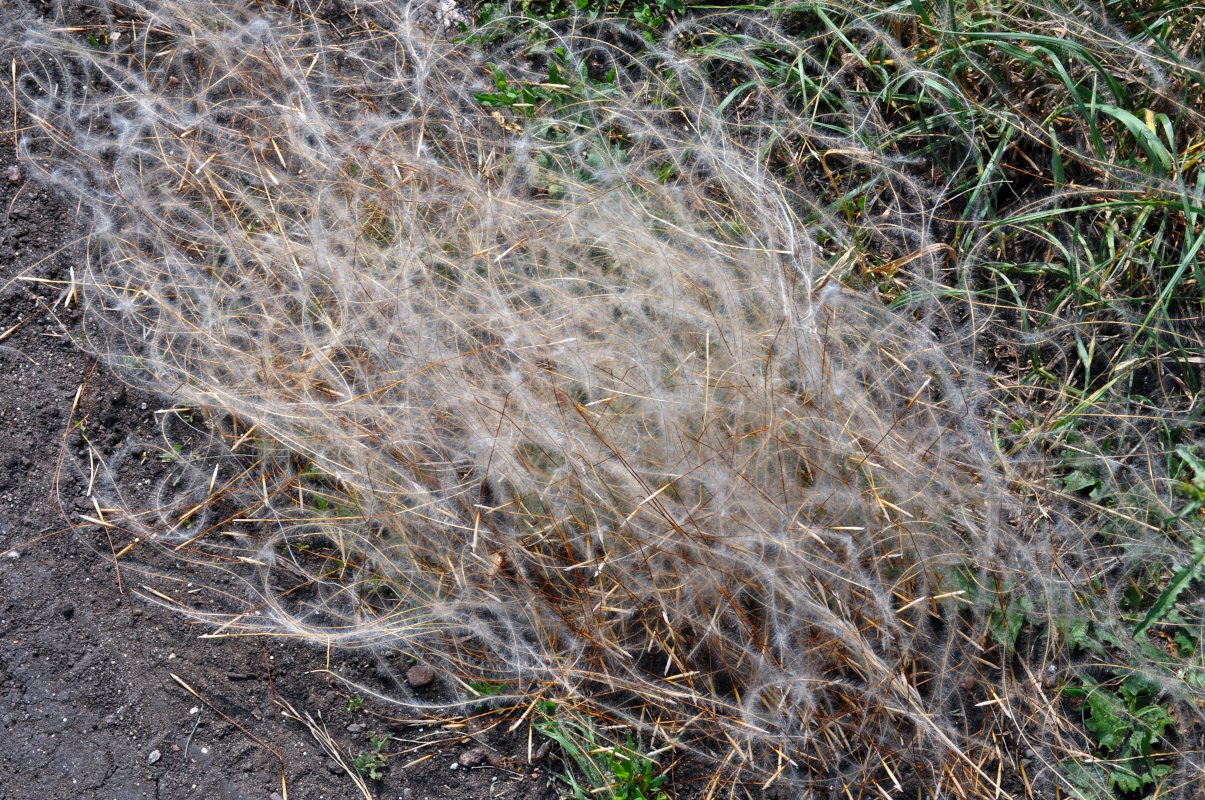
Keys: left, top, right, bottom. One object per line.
{"left": 158, "top": 444, "right": 184, "bottom": 463}
{"left": 351, "top": 732, "right": 392, "bottom": 780}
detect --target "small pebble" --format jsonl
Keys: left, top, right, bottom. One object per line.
{"left": 6, "top": 165, "right": 21, "bottom": 184}
{"left": 189, "top": 706, "right": 199, "bottom": 715}
{"left": 406, "top": 664, "right": 435, "bottom": 688}
{"left": 450, "top": 762, "right": 459, "bottom": 770}
{"left": 458, "top": 747, "right": 487, "bottom": 767}
{"left": 3, "top": 551, "right": 18, "bottom": 559}
{"left": 346, "top": 722, "right": 366, "bottom": 734}
{"left": 147, "top": 749, "right": 161, "bottom": 765}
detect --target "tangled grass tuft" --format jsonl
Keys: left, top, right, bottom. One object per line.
{"left": 6, "top": 0, "right": 1204, "bottom": 795}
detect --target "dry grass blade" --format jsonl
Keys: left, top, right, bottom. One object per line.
{"left": 277, "top": 698, "right": 372, "bottom": 800}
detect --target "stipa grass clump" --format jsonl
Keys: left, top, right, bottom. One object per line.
{"left": 5, "top": 0, "right": 1203, "bottom": 796}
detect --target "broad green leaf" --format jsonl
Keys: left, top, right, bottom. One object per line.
{"left": 1063, "top": 468, "right": 1102, "bottom": 494}
{"left": 1084, "top": 689, "right": 1128, "bottom": 750}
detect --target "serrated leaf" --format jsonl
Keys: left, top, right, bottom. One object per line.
{"left": 1133, "top": 547, "right": 1205, "bottom": 638}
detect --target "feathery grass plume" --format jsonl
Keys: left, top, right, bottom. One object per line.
{"left": 6, "top": 0, "right": 1204, "bottom": 795}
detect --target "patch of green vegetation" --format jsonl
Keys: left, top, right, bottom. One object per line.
{"left": 1061, "top": 674, "right": 1176, "bottom": 796}
{"left": 474, "top": 51, "right": 619, "bottom": 120}
{"left": 946, "top": 567, "right": 1035, "bottom": 655}
{"left": 535, "top": 703, "right": 667, "bottom": 800}
{"left": 475, "top": 0, "right": 698, "bottom": 30}
{"left": 1174, "top": 446, "right": 1205, "bottom": 521}
{"left": 468, "top": 679, "right": 512, "bottom": 698}
{"left": 351, "top": 732, "right": 393, "bottom": 780}
{"left": 158, "top": 444, "right": 184, "bottom": 463}
{"left": 1131, "top": 537, "right": 1205, "bottom": 641}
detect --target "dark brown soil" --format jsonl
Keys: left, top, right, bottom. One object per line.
{"left": 0, "top": 95, "right": 568, "bottom": 800}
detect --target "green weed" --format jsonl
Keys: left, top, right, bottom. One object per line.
{"left": 157, "top": 444, "right": 184, "bottom": 463}
{"left": 1062, "top": 674, "right": 1176, "bottom": 796}
{"left": 468, "top": 679, "right": 512, "bottom": 698}
{"left": 1174, "top": 447, "right": 1205, "bottom": 520}
{"left": 351, "top": 733, "right": 392, "bottom": 781}
{"left": 535, "top": 703, "right": 667, "bottom": 800}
